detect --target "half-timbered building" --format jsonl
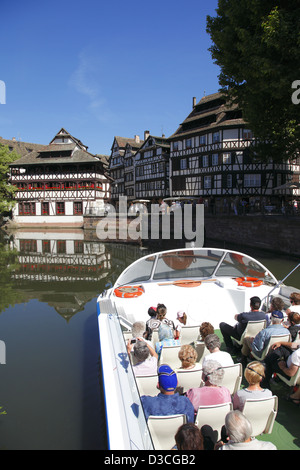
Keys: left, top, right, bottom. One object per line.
{"left": 109, "top": 135, "right": 144, "bottom": 204}
{"left": 9, "top": 128, "right": 110, "bottom": 227}
{"left": 134, "top": 133, "right": 170, "bottom": 200}
{"left": 169, "top": 93, "right": 300, "bottom": 210}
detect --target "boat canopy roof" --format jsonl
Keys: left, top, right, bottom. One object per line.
{"left": 114, "top": 248, "right": 278, "bottom": 287}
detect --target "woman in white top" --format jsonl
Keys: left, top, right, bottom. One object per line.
{"left": 286, "top": 292, "right": 300, "bottom": 315}
{"left": 202, "top": 334, "right": 234, "bottom": 368}
{"left": 174, "top": 310, "right": 189, "bottom": 339}
{"left": 233, "top": 361, "right": 272, "bottom": 411}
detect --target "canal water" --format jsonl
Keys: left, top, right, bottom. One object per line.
{"left": 0, "top": 228, "right": 299, "bottom": 450}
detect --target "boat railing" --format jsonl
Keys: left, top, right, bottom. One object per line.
{"left": 263, "top": 262, "right": 300, "bottom": 310}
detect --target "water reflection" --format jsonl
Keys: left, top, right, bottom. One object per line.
{"left": 3, "top": 229, "right": 148, "bottom": 319}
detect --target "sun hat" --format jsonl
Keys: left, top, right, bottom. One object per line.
{"left": 158, "top": 364, "right": 177, "bottom": 391}
{"left": 177, "top": 310, "right": 185, "bottom": 319}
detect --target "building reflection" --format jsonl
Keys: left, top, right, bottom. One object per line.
{"left": 7, "top": 229, "right": 147, "bottom": 321}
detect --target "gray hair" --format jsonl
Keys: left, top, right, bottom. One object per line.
{"left": 132, "top": 321, "right": 146, "bottom": 338}
{"left": 204, "top": 334, "right": 221, "bottom": 352}
{"left": 133, "top": 340, "right": 150, "bottom": 362}
{"left": 202, "top": 360, "right": 224, "bottom": 386}
{"left": 225, "top": 411, "right": 253, "bottom": 443}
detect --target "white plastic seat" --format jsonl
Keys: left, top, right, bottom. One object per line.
{"left": 194, "top": 402, "right": 233, "bottom": 440}
{"left": 220, "top": 363, "right": 243, "bottom": 396}
{"left": 150, "top": 330, "right": 159, "bottom": 347}
{"left": 147, "top": 414, "right": 186, "bottom": 450}
{"left": 180, "top": 326, "right": 201, "bottom": 345}
{"left": 242, "top": 395, "right": 278, "bottom": 437}
{"left": 233, "top": 320, "right": 266, "bottom": 347}
{"left": 159, "top": 345, "right": 182, "bottom": 369}
{"left": 193, "top": 341, "right": 210, "bottom": 363}
{"left": 276, "top": 365, "right": 300, "bottom": 387}
{"left": 135, "top": 374, "right": 159, "bottom": 397}
{"left": 176, "top": 368, "right": 203, "bottom": 393}
{"left": 251, "top": 334, "right": 291, "bottom": 361}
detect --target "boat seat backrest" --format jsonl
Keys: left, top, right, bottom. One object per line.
{"left": 147, "top": 414, "right": 186, "bottom": 450}
{"left": 195, "top": 402, "right": 233, "bottom": 441}
{"left": 242, "top": 395, "right": 278, "bottom": 437}
{"left": 135, "top": 374, "right": 159, "bottom": 397}
{"left": 176, "top": 368, "right": 203, "bottom": 393}
{"left": 159, "top": 345, "right": 182, "bottom": 369}
{"left": 220, "top": 363, "right": 243, "bottom": 396}
{"left": 251, "top": 334, "right": 291, "bottom": 361}
{"left": 180, "top": 326, "right": 201, "bottom": 345}
{"left": 233, "top": 320, "right": 266, "bottom": 347}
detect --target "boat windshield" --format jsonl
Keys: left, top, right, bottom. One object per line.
{"left": 115, "top": 249, "right": 276, "bottom": 286}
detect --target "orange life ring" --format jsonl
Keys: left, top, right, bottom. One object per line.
{"left": 235, "top": 277, "right": 263, "bottom": 288}
{"left": 114, "top": 285, "right": 144, "bottom": 298}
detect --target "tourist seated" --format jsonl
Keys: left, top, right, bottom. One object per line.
{"left": 174, "top": 310, "right": 189, "bottom": 339}
{"left": 140, "top": 364, "right": 194, "bottom": 423}
{"left": 145, "top": 306, "right": 160, "bottom": 340}
{"left": 284, "top": 311, "right": 300, "bottom": 341}
{"left": 266, "top": 296, "right": 285, "bottom": 325}
{"left": 202, "top": 334, "right": 234, "bottom": 368}
{"left": 216, "top": 411, "right": 277, "bottom": 450}
{"left": 219, "top": 296, "right": 267, "bottom": 354}
{"left": 186, "top": 360, "right": 231, "bottom": 413}
{"left": 172, "top": 423, "right": 204, "bottom": 450}
{"left": 126, "top": 338, "right": 158, "bottom": 376}
{"left": 232, "top": 361, "right": 272, "bottom": 411}
{"left": 178, "top": 344, "right": 202, "bottom": 371}
{"left": 261, "top": 337, "right": 300, "bottom": 388}
{"left": 155, "top": 323, "right": 180, "bottom": 359}
{"left": 286, "top": 292, "right": 300, "bottom": 316}
{"left": 131, "top": 321, "right": 147, "bottom": 341}
{"left": 198, "top": 322, "right": 214, "bottom": 341}
{"left": 156, "top": 303, "right": 175, "bottom": 331}
{"left": 242, "top": 310, "right": 287, "bottom": 359}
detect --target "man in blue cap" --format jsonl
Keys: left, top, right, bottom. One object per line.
{"left": 140, "top": 364, "right": 194, "bottom": 423}
{"left": 243, "top": 310, "right": 288, "bottom": 359}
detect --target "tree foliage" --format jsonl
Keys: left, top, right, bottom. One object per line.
{"left": 206, "top": 0, "right": 300, "bottom": 162}
{"left": 0, "top": 144, "right": 19, "bottom": 214}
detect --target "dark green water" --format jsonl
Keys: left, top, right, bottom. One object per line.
{"left": 0, "top": 229, "right": 299, "bottom": 449}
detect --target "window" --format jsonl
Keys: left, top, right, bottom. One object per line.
{"left": 19, "top": 202, "right": 36, "bottom": 216}
{"left": 74, "top": 202, "right": 83, "bottom": 215}
{"left": 20, "top": 239, "right": 37, "bottom": 252}
{"left": 173, "top": 142, "right": 179, "bottom": 151}
{"left": 199, "top": 135, "right": 206, "bottom": 146}
{"left": 180, "top": 158, "right": 188, "bottom": 170}
{"left": 244, "top": 174, "right": 261, "bottom": 187}
{"left": 212, "top": 154, "right": 219, "bottom": 166}
{"left": 42, "top": 240, "right": 51, "bottom": 253}
{"left": 203, "top": 155, "right": 209, "bottom": 167}
{"left": 56, "top": 202, "right": 65, "bottom": 215}
{"left": 212, "top": 132, "right": 220, "bottom": 143}
{"left": 186, "top": 138, "right": 192, "bottom": 149}
{"left": 57, "top": 240, "right": 66, "bottom": 254}
{"left": 204, "top": 176, "right": 212, "bottom": 189}
{"left": 243, "top": 129, "right": 253, "bottom": 140}
{"left": 223, "top": 153, "right": 231, "bottom": 164}
{"left": 226, "top": 174, "right": 232, "bottom": 188}
{"left": 42, "top": 202, "right": 49, "bottom": 215}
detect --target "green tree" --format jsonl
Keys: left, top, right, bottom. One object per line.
{"left": 0, "top": 144, "right": 19, "bottom": 214}
{"left": 206, "top": 0, "right": 300, "bottom": 162}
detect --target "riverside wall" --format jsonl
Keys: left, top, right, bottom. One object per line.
{"left": 204, "top": 214, "right": 300, "bottom": 257}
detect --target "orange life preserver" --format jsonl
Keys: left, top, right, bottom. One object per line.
{"left": 162, "top": 250, "right": 194, "bottom": 270}
{"left": 235, "top": 277, "right": 263, "bottom": 288}
{"left": 114, "top": 285, "right": 144, "bottom": 298}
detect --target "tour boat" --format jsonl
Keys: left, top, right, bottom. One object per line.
{"left": 97, "top": 247, "right": 299, "bottom": 450}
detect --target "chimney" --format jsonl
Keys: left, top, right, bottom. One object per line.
{"left": 193, "top": 97, "right": 197, "bottom": 108}
{"left": 144, "top": 130, "right": 150, "bottom": 141}
{"left": 134, "top": 135, "right": 140, "bottom": 143}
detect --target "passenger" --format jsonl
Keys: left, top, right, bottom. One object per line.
{"left": 243, "top": 310, "right": 287, "bottom": 359}
{"left": 286, "top": 292, "right": 300, "bottom": 315}
{"left": 140, "top": 364, "right": 195, "bottom": 423}
{"left": 232, "top": 361, "right": 272, "bottom": 411}
{"left": 131, "top": 321, "right": 147, "bottom": 340}
{"left": 261, "top": 337, "right": 300, "bottom": 389}
{"left": 284, "top": 311, "right": 300, "bottom": 341}
{"left": 267, "top": 296, "right": 285, "bottom": 324}
{"left": 157, "top": 303, "right": 175, "bottom": 330}
{"left": 145, "top": 306, "right": 160, "bottom": 340}
{"left": 126, "top": 338, "right": 158, "bottom": 376}
{"left": 202, "top": 334, "right": 234, "bottom": 368}
{"left": 216, "top": 411, "right": 277, "bottom": 450}
{"left": 155, "top": 324, "right": 180, "bottom": 359}
{"left": 174, "top": 310, "right": 188, "bottom": 339}
{"left": 198, "top": 322, "right": 214, "bottom": 341}
{"left": 172, "top": 423, "right": 204, "bottom": 450}
{"left": 178, "top": 344, "right": 201, "bottom": 371}
{"left": 186, "top": 360, "right": 231, "bottom": 413}
{"left": 286, "top": 382, "right": 300, "bottom": 406}
{"left": 219, "top": 296, "right": 267, "bottom": 354}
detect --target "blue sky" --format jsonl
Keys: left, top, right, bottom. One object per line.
{"left": 0, "top": 0, "right": 220, "bottom": 155}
